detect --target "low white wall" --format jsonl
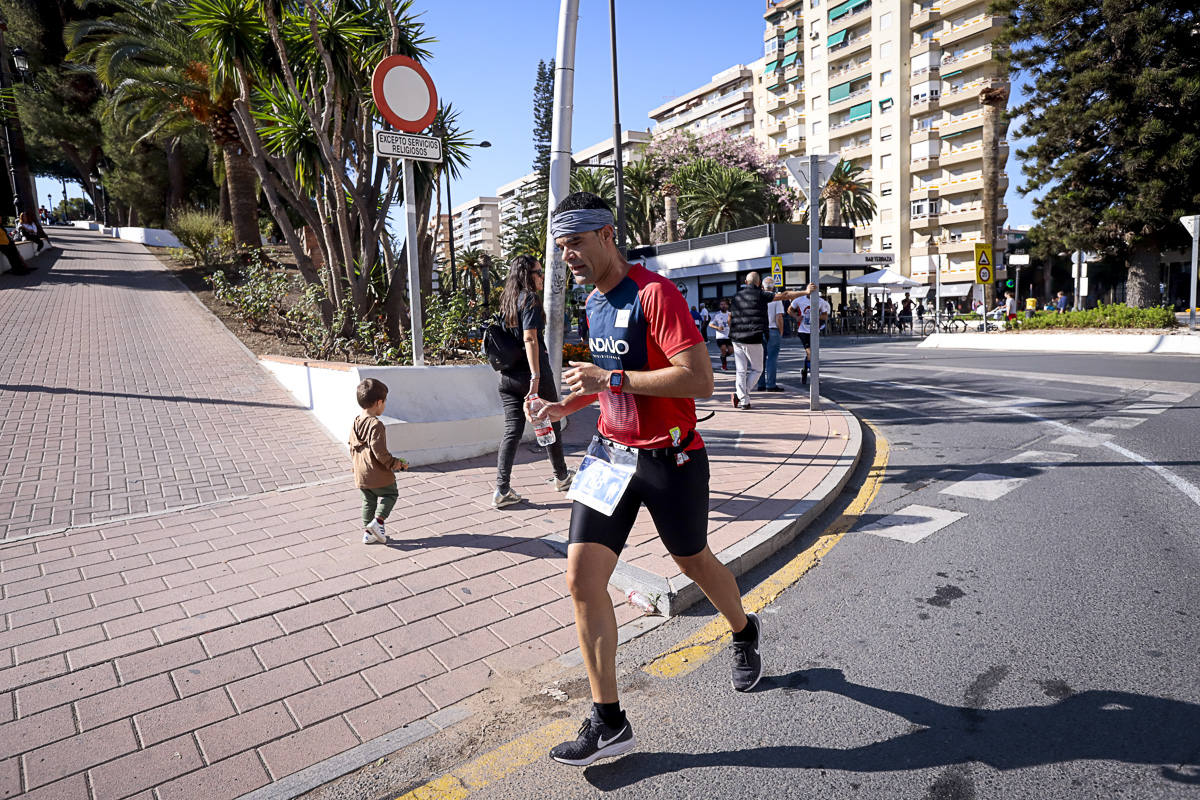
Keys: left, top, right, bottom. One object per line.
{"left": 72, "top": 221, "right": 100, "bottom": 231}
{"left": 919, "top": 331, "right": 1200, "bottom": 356}
{"left": 0, "top": 240, "right": 46, "bottom": 274}
{"left": 112, "top": 227, "right": 183, "bottom": 248}
{"left": 260, "top": 357, "right": 510, "bottom": 467}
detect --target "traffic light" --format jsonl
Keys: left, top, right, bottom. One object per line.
{"left": 1005, "top": 279, "right": 1014, "bottom": 288}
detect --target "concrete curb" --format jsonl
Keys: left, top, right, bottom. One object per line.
{"left": 542, "top": 399, "right": 864, "bottom": 616}
{"left": 919, "top": 331, "right": 1200, "bottom": 356}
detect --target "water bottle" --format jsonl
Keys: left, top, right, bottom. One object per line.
{"left": 528, "top": 397, "right": 557, "bottom": 447}
{"left": 626, "top": 589, "right": 658, "bottom": 615}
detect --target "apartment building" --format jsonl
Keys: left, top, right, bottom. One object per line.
{"left": 496, "top": 130, "right": 652, "bottom": 241}
{"left": 792, "top": 0, "right": 1009, "bottom": 291}
{"left": 758, "top": 0, "right": 808, "bottom": 161}
{"left": 432, "top": 213, "right": 451, "bottom": 266}
{"left": 450, "top": 196, "right": 501, "bottom": 259}
{"left": 648, "top": 64, "right": 761, "bottom": 140}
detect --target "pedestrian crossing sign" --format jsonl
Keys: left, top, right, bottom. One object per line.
{"left": 770, "top": 256, "right": 783, "bottom": 287}
{"left": 974, "top": 244, "right": 993, "bottom": 284}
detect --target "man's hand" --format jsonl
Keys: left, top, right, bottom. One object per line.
{"left": 563, "top": 361, "right": 611, "bottom": 396}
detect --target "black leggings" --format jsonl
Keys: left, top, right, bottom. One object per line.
{"left": 496, "top": 370, "right": 568, "bottom": 493}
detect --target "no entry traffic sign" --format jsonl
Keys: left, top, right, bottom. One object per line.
{"left": 372, "top": 55, "right": 438, "bottom": 133}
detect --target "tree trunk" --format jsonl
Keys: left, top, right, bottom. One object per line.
{"left": 219, "top": 181, "right": 231, "bottom": 223}
{"left": 223, "top": 145, "right": 260, "bottom": 249}
{"left": 664, "top": 195, "right": 679, "bottom": 243}
{"left": 165, "top": 139, "right": 186, "bottom": 219}
{"left": 1125, "top": 241, "right": 1161, "bottom": 308}
{"left": 979, "top": 85, "right": 1010, "bottom": 312}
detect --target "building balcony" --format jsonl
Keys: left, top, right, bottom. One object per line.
{"left": 764, "top": 24, "right": 785, "bottom": 40}
{"left": 911, "top": 96, "right": 940, "bottom": 115}
{"left": 941, "top": 44, "right": 995, "bottom": 72}
{"left": 938, "top": 0, "right": 990, "bottom": 17}
{"left": 829, "top": 57, "right": 872, "bottom": 82}
{"left": 939, "top": 14, "right": 1005, "bottom": 46}
{"left": 829, "top": 1, "right": 873, "bottom": 34}
{"left": 910, "top": 39, "right": 938, "bottom": 59}
{"left": 829, "top": 85, "right": 872, "bottom": 112}
{"left": 910, "top": 126, "right": 938, "bottom": 142}
{"left": 837, "top": 139, "right": 872, "bottom": 159}
{"left": 939, "top": 142, "right": 987, "bottom": 167}
{"left": 939, "top": 108, "right": 986, "bottom": 136}
{"left": 911, "top": 64, "right": 941, "bottom": 80}
{"left": 839, "top": 30, "right": 872, "bottom": 56}
{"left": 939, "top": 205, "right": 985, "bottom": 223}
{"left": 909, "top": 185, "right": 940, "bottom": 200}
{"left": 910, "top": 5, "right": 941, "bottom": 28}
{"left": 910, "top": 156, "right": 940, "bottom": 172}
{"left": 941, "top": 77, "right": 1006, "bottom": 107}
{"left": 829, "top": 114, "right": 873, "bottom": 137}
{"left": 910, "top": 213, "right": 940, "bottom": 230}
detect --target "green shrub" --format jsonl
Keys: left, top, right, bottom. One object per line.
{"left": 208, "top": 250, "right": 290, "bottom": 331}
{"left": 1009, "top": 304, "right": 1177, "bottom": 331}
{"left": 169, "top": 208, "right": 233, "bottom": 270}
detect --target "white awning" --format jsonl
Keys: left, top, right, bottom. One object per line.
{"left": 938, "top": 282, "right": 974, "bottom": 298}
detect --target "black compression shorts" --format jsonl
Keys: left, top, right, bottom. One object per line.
{"left": 568, "top": 447, "right": 710, "bottom": 558}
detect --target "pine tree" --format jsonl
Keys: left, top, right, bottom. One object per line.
{"left": 532, "top": 58, "right": 555, "bottom": 198}
{"left": 996, "top": 0, "right": 1200, "bottom": 307}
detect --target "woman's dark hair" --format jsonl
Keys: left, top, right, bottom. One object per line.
{"left": 500, "top": 254, "right": 542, "bottom": 328}
{"left": 552, "top": 191, "right": 612, "bottom": 216}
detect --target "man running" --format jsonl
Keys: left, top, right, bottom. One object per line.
{"left": 533, "top": 192, "right": 763, "bottom": 766}
{"left": 788, "top": 283, "right": 830, "bottom": 385}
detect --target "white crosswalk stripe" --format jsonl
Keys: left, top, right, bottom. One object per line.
{"left": 939, "top": 450, "right": 1077, "bottom": 501}
{"left": 857, "top": 504, "right": 967, "bottom": 544}
{"left": 1089, "top": 416, "right": 1147, "bottom": 429}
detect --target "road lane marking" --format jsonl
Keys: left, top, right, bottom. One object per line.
{"left": 1051, "top": 432, "right": 1115, "bottom": 448}
{"left": 940, "top": 473, "right": 1026, "bottom": 501}
{"left": 1004, "top": 450, "right": 1077, "bottom": 466}
{"left": 643, "top": 422, "right": 890, "bottom": 680}
{"left": 1117, "top": 402, "right": 1171, "bottom": 415}
{"left": 1089, "top": 416, "right": 1147, "bottom": 429}
{"left": 857, "top": 503, "right": 968, "bottom": 543}
{"left": 825, "top": 373, "right": 1200, "bottom": 510}
{"left": 392, "top": 719, "right": 578, "bottom": 800}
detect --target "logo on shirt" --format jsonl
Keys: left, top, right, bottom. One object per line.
{"left": 589, "top": 336, "right": 630, "bottom": 355}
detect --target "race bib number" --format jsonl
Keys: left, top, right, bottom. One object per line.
{"left": 567, "top": 437, "right": 638, "bottom": 516}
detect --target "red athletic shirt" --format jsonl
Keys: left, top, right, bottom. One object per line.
{"left": 585, "top": 264, "right": 705, "bottom": 450}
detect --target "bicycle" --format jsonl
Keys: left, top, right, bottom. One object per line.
{"left": 921, "top": 314, "right": 967, "bottom": 335}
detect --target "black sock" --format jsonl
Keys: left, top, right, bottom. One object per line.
{"left": 593, "top": 701, "right": 625, "bottom": 729}
{"left": 731, "top": 616, "right": 757, "bottom": 643}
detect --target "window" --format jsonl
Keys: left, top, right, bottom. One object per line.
{"left": 880, "top": 153, "right": 893, "bottom": 171}
{"left": 879, "top": 41, "right": 893, "bottom": 60}
{"left": 911, "top": 200, "right": 926, "bottom": 217}
{"left": 879, "top": 98, "right": 894, "bottom": 111}
{"left": 881, "top": 236, "right": 894, "bottom": 250}
{"left": 811, "top": 0, "right": 820, "bottom": 7}
{"left": 881, "top": 124, "right": 893, "bottom": 141}
{"left": 812, "top": 45, "right": 821, "bottom": 60}
{"left": 812, "top": 96, "right": 823, "bottom": 110}
{"left": 879, "top": 12, "right": 892, "bottom": 29}
{"left": 929, "top": 199, "right": 941, "bottom": 214}
{"left": 882, "top": 208, "right": 894, "bottom": 223}
{"left": 812, "top": 120, "right": 825, "bottom": 137}
{"left": 880, "top": 181, "right": 893, "bottom": 196}
{"left": 880, "top": 70, "right": 892, "bottom": 85}
{"left": 812, "top": 70, "right": 821, "bottom": 85}
{"left": 811, "top": 20, "right": 819, "bottom": 35}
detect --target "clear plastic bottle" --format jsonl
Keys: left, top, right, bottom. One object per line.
{"left": 527, "top": 397, "right": 556, "bottom": 447}
{"left": 626, "top": 589, "right": 657, "bottom": 615}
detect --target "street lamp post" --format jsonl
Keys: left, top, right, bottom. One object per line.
{"left": 92, "top": 170, "right": 108, "bottom": 227}
{"left": 607, "top": 0, "right": 627, "bottom": 253}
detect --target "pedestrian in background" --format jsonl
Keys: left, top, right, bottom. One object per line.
{"left": 699, "top": 303, "right": 710, "bottom": 341}
{"left": 729, "top": 272, "right": 809, "bottom": 410}
{"left": 789, "top": 283, "right": 830, "bottom": 386}
{"left": 1056, "top": 291, "right": 1069, "bottom": 313}
{"left": 0, "top": 226, "right": 34, "bottom": 275}
{"left": 710, "top": 299, "right": 733, "bottom": 371}
{"left": 756, "top": 277, "right": 785, "bottom": 393}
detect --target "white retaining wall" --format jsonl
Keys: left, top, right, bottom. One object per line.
{"left": 260, "top": 357, "right": 511, "bottom": 467}
{"left": 919, "top": 331, "right": 1200, "bottom": 356}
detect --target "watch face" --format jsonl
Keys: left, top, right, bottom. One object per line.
{"left": 609, "top": 372, "right": 622, "bottom": 389}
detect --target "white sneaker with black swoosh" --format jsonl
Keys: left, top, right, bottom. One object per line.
{"left": 549, "top": 711, "right": 636, "bottom": 766}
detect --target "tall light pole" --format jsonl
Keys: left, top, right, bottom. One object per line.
{"left": 607, "top": 0, "right": 627, "bottom": 252}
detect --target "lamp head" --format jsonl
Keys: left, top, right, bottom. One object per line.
{"left": 11, "top": 46, "right": 28, "bottom": 75}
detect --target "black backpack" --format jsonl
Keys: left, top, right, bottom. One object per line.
{"left": 481, "top": 315, "right": 524, "bottom": 372}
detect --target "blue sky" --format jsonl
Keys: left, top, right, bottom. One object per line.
{"left": 38, "top": 0, "right": 1035, "bottom": 227}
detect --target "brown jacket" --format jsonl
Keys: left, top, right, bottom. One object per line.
{"left": 348, "top": 414, "right": 405, "bottom": 488}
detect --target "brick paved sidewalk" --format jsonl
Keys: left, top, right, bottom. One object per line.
{"left": 0, "top": 231, "right": 860, "bottom": 800}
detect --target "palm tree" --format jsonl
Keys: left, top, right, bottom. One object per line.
{"left": 676, "top": 158, "right": 767, "bottom": 237}
{"left": 569, "top": 167, "right": 615, "bottom": 207}
{"left": 820, "top": 161, "right": 876, "bottom": 228}
{"left": 67, "top": 0, "right": 262, "bottom": 249}
{"left": 622, "top": 158, "right": 659, "bottom": 246}
{"left": 979, "top": 83, "right": 1010, "bottom": 311}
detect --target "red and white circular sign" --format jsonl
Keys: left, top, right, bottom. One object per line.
{"left": 371, "top": 55, "right": 438, "bottom": 133}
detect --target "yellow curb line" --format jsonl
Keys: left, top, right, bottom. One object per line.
{"left": 643, "top": 421, "right": 889, "bottom": 679}
{"left": 392, "top": 421, "right": 887, "bottom": 800}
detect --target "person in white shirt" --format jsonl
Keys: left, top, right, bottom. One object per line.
{"left": 699, "top": 304, "right": 710, "bottom": 341}
{"left": 788, "top": 285, "right": 830, "bottom": 385}
{"left": 756, "top": 277, "right": 786, "bottom": 392}
{"left": 709, "top": 299, "right": 733, "bottom": 371}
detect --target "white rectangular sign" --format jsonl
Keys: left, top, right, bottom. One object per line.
{"left": 375, "top": 130, "right": 442, "bottom": 162}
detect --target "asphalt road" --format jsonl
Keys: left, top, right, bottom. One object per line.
{"left": 309, "top": 335, "right": 1200, "bottom": 800}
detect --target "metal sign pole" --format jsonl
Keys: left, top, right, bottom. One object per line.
{"left": 403, "top": 157, "right": 424, "bottom": 366}
{"left": 1190, "top": 228, "right": 1198, "bottom": 332}
{"left": 809, "top": 154, "right": 821, "bottom": 411}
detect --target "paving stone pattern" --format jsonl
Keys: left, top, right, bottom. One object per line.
{"left": 0, "top": 231, "right": 854, "bottom": 800}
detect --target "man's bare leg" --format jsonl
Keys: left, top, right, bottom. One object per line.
{"left": 565, "top": 542, "right": 621, "bottom": 703}
{"left": 671, "top": 546, "right": 748, "bottom": 633}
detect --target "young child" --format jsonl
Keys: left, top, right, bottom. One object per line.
{"left": 348, "top": 378, "right": 408, "bottom": 544}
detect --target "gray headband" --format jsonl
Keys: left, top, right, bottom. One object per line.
{"left": 550, "top": 208, "right": 614, "bottom": 238}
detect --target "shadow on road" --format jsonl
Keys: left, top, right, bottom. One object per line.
{"left": 584, "top": 668, "right": 1200, "bottom": 789}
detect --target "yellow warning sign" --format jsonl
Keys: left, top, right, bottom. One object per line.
{"left": 974, "top": 244, "right": 993, "bottom": 284}
{"left": 770, "top": 256, "right": 783, "bottom": 287}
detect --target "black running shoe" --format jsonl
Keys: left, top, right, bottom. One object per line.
{"left": 731, "top": 612, "right": 763, "bottom": 692}
{"left": 549, "top": 711, "right": 636, "bottom": 766}
{"left": 801, "top": 367, "right": 809, "bottom": 385}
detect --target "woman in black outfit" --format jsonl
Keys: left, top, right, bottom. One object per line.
{"left": 493, "top": 255, "right": 573, "bottom": 508}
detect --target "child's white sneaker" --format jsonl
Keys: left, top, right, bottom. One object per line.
{"left": 492, "top": 488, "right": 522, "bottom": 508}
{"left": 363, "top": 518, "right": 387, "bottom": 544}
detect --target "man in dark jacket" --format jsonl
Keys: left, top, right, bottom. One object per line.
{"left": 729, "top": 272, "right": 810, "bottom": 409}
